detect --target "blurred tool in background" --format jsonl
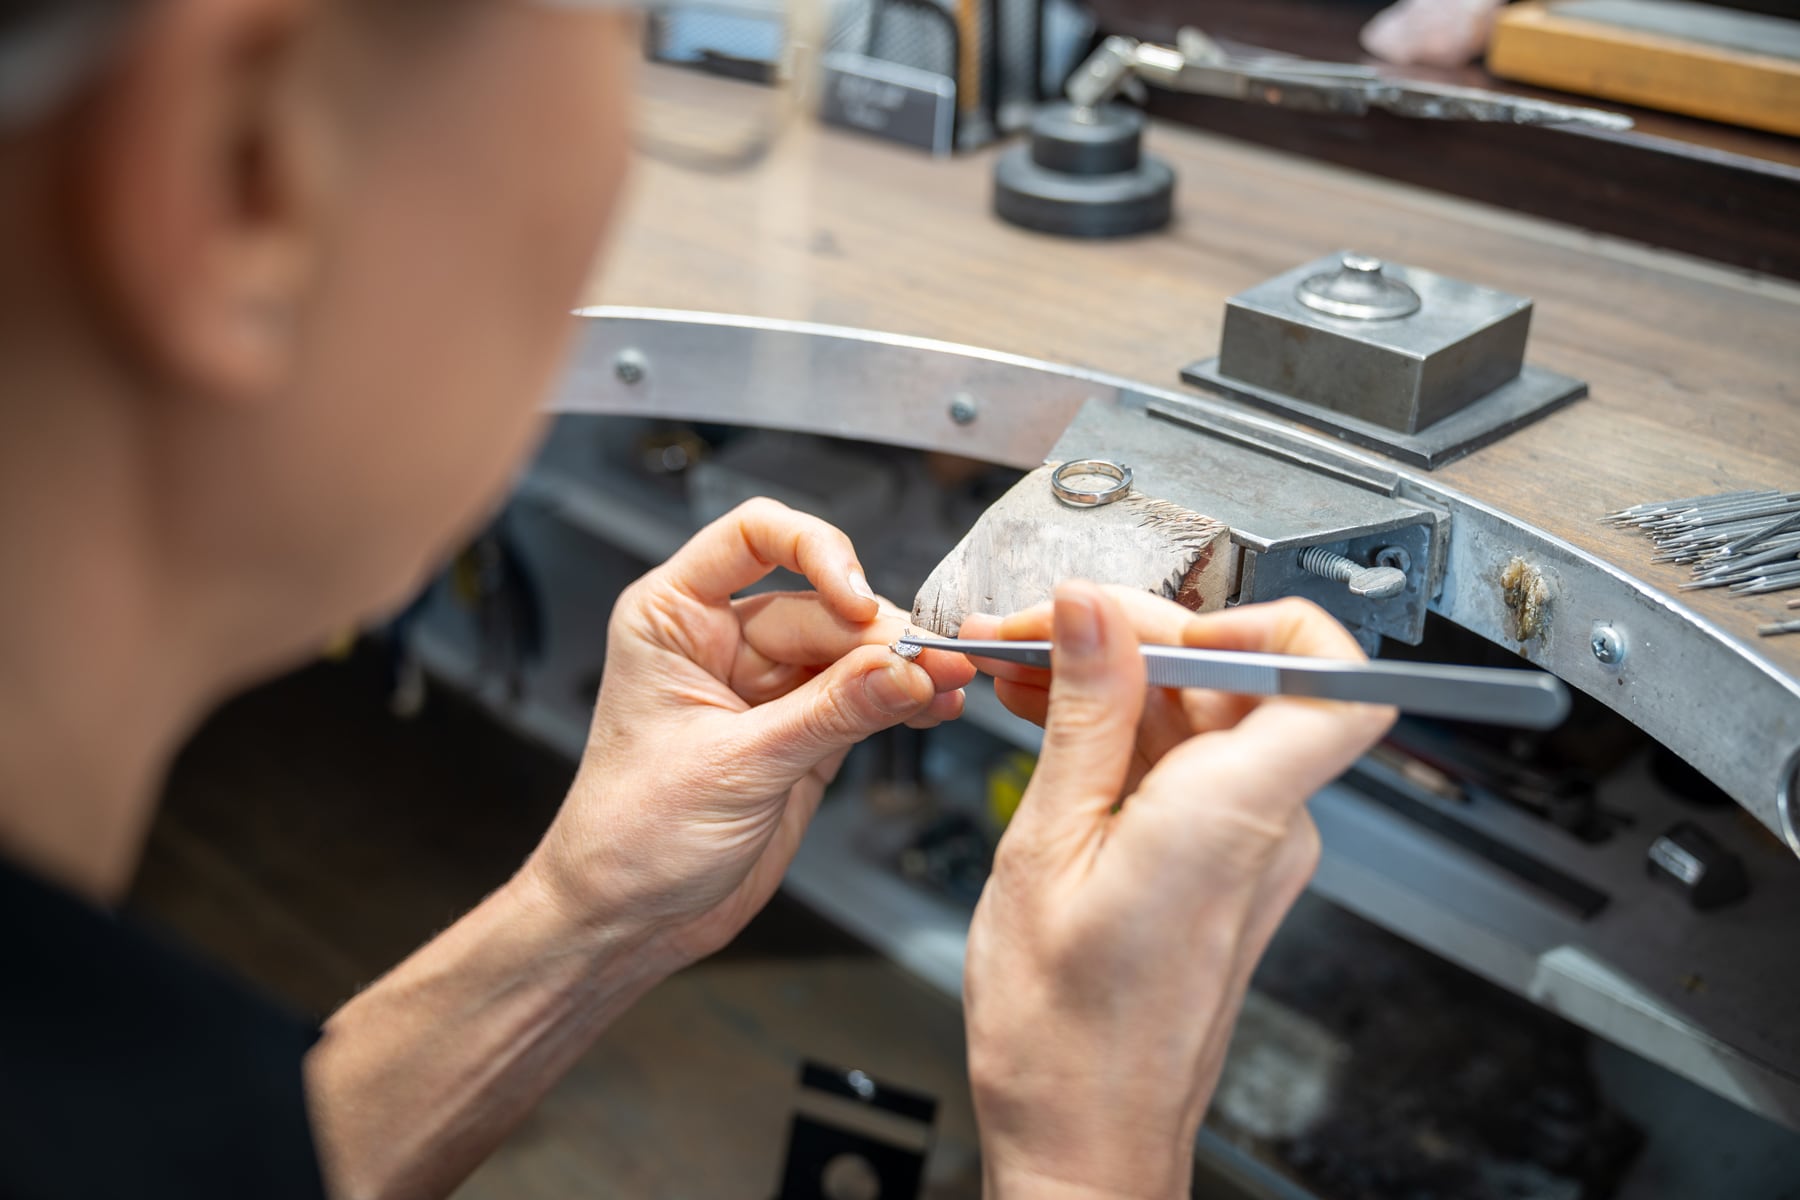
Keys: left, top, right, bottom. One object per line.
{"left": 645, "top": 0, "right": 1094, "bottom": 149}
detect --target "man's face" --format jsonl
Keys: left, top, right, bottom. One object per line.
{"left": 192, "top": 4, "right": 639, "bottom": 658}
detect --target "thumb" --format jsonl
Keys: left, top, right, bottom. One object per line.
{"left": 728, "top": 644, "right": 935, "bottom": 786}
{"left": 1012, "top": 582, "right": 1147, "bottom": 842}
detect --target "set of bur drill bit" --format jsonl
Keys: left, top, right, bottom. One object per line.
{"left": 1602, "top": 489, "right": 1800, "bottom": 638}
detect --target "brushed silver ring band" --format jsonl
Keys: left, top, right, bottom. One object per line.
{"left": 1051, "top": 459, "right": 1133, "bottom": 508}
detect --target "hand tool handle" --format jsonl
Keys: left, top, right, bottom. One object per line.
{"left": 901, "top": 638, "right": 1570, "bottom": 729}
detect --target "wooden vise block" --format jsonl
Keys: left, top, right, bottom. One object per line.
{"left": 911, "top": 463, "right": 1232, "bottom": 635}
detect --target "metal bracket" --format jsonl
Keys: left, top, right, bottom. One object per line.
{"left": 1050, "top": 394, "right": 1449, "bottom": 645}
{"left": 1183, "top": 358, "right": 1588, "bottom": 471}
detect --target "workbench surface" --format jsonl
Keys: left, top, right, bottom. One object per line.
{"left": 589, "top": 70, "right": 1800, "bottom": 680}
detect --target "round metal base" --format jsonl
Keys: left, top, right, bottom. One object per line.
{"left": 993, "top": 147, "right": 1175, "bottom": 237}
{"left": 992, "top": 104, "right": 1174, "bottom": 239}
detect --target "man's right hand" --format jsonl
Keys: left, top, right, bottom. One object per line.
{"left": 957, "top": 585, "right": 1394, "bottom": 1198}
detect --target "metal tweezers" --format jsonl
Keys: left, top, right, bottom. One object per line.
{"left": 899, "top": 636, "right": 1572, "bottom": 729}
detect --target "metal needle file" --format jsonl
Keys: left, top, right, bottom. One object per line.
{"left": 901, "top": 636, "right": 1571, "bottom": 729}
{"left": 1610, "top": 488, "right": 1800, "bottom": 610}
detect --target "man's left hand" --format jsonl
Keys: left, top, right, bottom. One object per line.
{"left": 522, "top": 498, "right": 972, "bottom": 965}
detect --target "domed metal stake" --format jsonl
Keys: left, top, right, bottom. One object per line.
{"left": 992, "top": 103, "right": 1175, "bottom": 238}
{"left": 1296, "top": 255, "right": 1422, "bottom": 321}
{"left": 1181, "top": 250, "right": 1588, "bottom": 469}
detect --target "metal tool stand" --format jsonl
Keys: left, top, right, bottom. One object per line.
{"left": 992, "top": 101, "right": 1174, "bottom": 237}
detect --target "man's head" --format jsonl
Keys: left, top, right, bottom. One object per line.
{"left": 0, "top": 0, "right": 636, "bottom": 686}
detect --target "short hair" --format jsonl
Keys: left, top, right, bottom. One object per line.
{"left": 0, "top": 1, "right": 134, "bottom": 126}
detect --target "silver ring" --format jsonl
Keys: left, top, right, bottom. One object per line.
{"left": 1051, "top": 459, "right": 1133, "bottom": 508}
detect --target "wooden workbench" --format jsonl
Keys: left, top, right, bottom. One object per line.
{"left": 592, "top": 72, "right": 1800, "bottom": 684}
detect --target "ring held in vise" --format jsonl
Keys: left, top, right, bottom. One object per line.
{"left": 1051, "top": 459, "right": 1134, "bottom": 508}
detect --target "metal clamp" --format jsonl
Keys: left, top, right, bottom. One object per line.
{"left": 1051, "top": 459, "right": 1134, "bottom": 508}
{"left": 1298, "top": 545, "right": 1409, "bottom": 600}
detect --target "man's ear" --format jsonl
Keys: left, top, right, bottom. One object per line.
{"left": 70, "top": 0, "right": 323, "bottom": 404}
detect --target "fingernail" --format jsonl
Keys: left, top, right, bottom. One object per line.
{"left": 1055, "top": 589, "right": 1101, "bottom": 657}
{"left": 848, "top": 570, "right": 877, "bottom": 602}
{"left": 865, "top": 662, "right": 923, "bottom": 715}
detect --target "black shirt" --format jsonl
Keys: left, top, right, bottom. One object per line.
{"left": 0, "top": 857, "right": 327, "bottom": 1199}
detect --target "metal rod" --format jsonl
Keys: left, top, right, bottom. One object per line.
{"left": 1610, "top": 488, "right": 1780, "bottom": 519}
{"left": 1641, "top": 499, "right": 1800, "bottom": 534}
{"left": 1695, "top": 530, "right": 1800, "bottom": 565}
{"left": 1651, "top": 506, "right": 1800, "bottom": 541}
{"left": 1601, "top": 488, "right": 1773, "bottom": 522}
{"left": 1637, "top": 493, "right": 1796, "bottom": 521}
{"left": 1695, "top": 546, "right": 1800, "bottom": 580}
{"left": 1728, "top": 573, "right": 1800, "bottom": 596}
{"left": 1719, "top": 511, "right": 1800, "bottom": 557}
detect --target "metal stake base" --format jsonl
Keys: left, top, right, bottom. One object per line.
{"left": 1180, "top": 358, "right": 1587, "bottom": 470}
